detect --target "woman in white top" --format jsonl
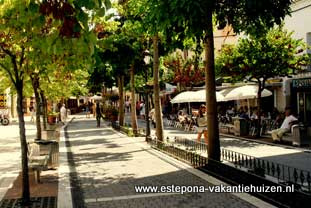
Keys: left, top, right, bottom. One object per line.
{"left": 196, "top": 104, "right": 208, "bottom": 145}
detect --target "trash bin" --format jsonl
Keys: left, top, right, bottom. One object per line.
{"left": 233, "top": 118, "right": 248, "bottom": 136}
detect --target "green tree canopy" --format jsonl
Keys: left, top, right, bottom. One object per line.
{"left": 217, "top": 26, "right": 310, "bottom": 87}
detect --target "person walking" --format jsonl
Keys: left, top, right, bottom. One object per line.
{"left": 140, "top": 101, "right": 145, "bottom": 119}
{"left": 196, "top": 104, "right": 208, "bottom": 145}
{"left": 86, "top": 103, "right": 90, "bottom": 118}
{"left": 30, "top": 105, "right": 36, "bottom": 123}
{"left": 95, "top": 102, "right": 104, "bottom": 127}
{"left": 60, "top": 104, "right": 67, "bottom": 124}
{"left": 125, "top": 100, "right": 130, "bottom": 113}
{"left": 136, "top": 101, "right": 141, "bottom": 117}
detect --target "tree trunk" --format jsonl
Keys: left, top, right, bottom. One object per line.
{"left": 145, "top": 70, "right": 151, "bottom": 140}
{"left": 204, "top": 12, "right": 220, "bottom": 161}
{"left": 256, "top": 81, "right": 263, "bottom": 138}
{"left": 30, "top": 74, "right": 41, "bottom": 140}
{"left": 130, "top": 65, "right": 138, "bottom": 134}
{"left": 10, "top": 93, "right": 15, "bottom": 118}
{"left": 40, "top": 91, "right": 47, "bottom": 130}
{"left": 153, "top": 34, "right": 164, "bottom": 141}
{"left": 118, "top": 75, "right": 125, "bottom": 126}
{"left": 16, "top": 83, "right": 30, "bottom": 205}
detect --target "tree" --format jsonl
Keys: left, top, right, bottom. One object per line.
{"left": 133, "top": 0, "right": 292, "bottom": 161}
{"left": 96, "top": 2, "right": 148, "bottom": 132}
{"left": 0, "top": 1, "right": 45, "bottom": 203}
{"left": 217, "top": 26, "right": 311, "bottom": 136}
{"left": 163, "top": 54, "right": 205, "bottom": 91}
{"left": 0, "top": 0, "right": 110, "bottom": 204}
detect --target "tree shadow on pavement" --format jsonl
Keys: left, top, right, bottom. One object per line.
{"left": 220, "top": 138, "right": 263, "bottom": 149}
{"left": 72, "top": 168, "right": 257, "bottom": 208}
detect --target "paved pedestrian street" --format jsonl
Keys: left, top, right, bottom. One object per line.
{"left": 0, "top": 120, "right": 37, "bottom": 201}
{"left": 64, "top": 117, "right": 273, "bottom": 208}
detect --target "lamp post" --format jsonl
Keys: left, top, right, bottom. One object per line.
{"left": 144, "top": 50, "right": 152, "bottom": 142}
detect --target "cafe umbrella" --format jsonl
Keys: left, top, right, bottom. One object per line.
{"left": 223, "top": 85, "right": 273, "bottom": 116}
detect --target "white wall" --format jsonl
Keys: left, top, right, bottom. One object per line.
{"left": 284, "top": 0, "right": 311, "bottom": 43}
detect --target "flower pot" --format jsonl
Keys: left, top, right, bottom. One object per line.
{"left": 110, "top": 115, "right": 118, "bottom": 121}
{"left": 47, "top": 115, "right": 56, "bottom": 124}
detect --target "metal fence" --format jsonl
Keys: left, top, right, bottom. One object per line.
{"left": 150, "top": 136, "right": 311, "bottom": 193}
{"left": 221, "top": 148, "right": 311, "bottom": 192}
{"left": 149, "top": 138, "right": 208, "bottom": 168}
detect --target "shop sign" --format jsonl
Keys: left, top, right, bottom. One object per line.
{"left": 0, "top": 94, "right": 7, "bottom": 109}
{"left": 292, "top": 78, "right": 311, "bottom": 89}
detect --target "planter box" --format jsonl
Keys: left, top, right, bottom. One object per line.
{"left": 35, "top": 140, "right": 59, "bottom": 168}
{"left": 42, "top": 129, "right": 60, "bottom": 141}
{"left": 47, "top": 115, "right": 57, "bottom": 124}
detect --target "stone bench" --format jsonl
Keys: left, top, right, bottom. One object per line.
{"left": 27, "top": 143, "right": 52, "bottom": 183}
{"left": 220, "top": 123, "right": 235, "bottom": 134}
{"left": 269, "top": 124, "right": 311, "bottom": 146}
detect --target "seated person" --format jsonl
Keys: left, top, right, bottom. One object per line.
{"left": 239, "top": 110, "right": 249, "bottom": 120}
{"left": 178, "top": 110, "right": 186, "bottom": 124}
{"left": 271, "top": 107, "right": 298, "bottom": 142}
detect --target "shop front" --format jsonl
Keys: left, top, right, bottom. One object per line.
{"left": 292, "top": 78, "right": 311, "bottom": 126}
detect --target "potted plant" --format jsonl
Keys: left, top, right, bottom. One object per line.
{"left": 47, "top": 111, "right": 58, "bottom": 124}
{"left": 109, "top": 107, "right": 119, "bottom": 121}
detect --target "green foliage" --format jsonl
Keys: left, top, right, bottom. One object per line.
{"left": 132, "top": 0, "right": 291, "bottom": 40}
{"left": 217, "top": 26, "right": 310, "bottom": 84}
{"left": 88, "top": 1, "right": 150, "bottom": 94}
{"left": 0, "top": 0, "right": 111, "bottom": 101}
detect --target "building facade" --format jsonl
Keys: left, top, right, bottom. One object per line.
{"left": 282, "top": 0, "right": 311, "bottom": 124}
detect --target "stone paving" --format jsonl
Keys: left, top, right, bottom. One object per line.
{"left": 0, "top": 119, "right": 37, "bottom": 201}
{"left": 65, "top": 117, "right": 273, "bottom": 208}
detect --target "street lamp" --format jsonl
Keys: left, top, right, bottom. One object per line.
{"left": 144, "top": 50, "right": 152, "bottom": 142}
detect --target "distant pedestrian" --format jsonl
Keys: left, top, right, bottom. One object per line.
{"left": 86, "top": 105, "right": 90, "bottom": 118}
{"left": 30, "top": 106, "right": 36, "bottom": 123}
{"left": 96, "top": 102, "right": 104, "bottom": 127}
{"left": 196, "top": 104, "right": 208, "bottom": 145}
{"left": 140, "top": 101, "right": 145, "bottom": 119}
{"left": 60, "top": 104, "right": 67, "bottom": 124}
{"left": 125, "top": 100, "right": 130, "bottom": 113}
{"left": 136, "top": 101, "right": 141, "bottom": 116}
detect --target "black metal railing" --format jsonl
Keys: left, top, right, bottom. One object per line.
{"left": 221, "top": 148, "right": 311, "bottom": 193}
{"left": 149, "top": 137, "right": 208, "bottom": 168}
{"left": 112, "top": 121, "right": 145, "bottom": 136}
{"left": 171, "top": 137, "right": 208, "bottom": 152}
{"left": 150, "top": 136, "right": 311, "bottom": 193}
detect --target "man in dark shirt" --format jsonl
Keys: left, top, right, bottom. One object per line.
{"left": 96, "top": 102, "right": 103, "bottom": 127}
